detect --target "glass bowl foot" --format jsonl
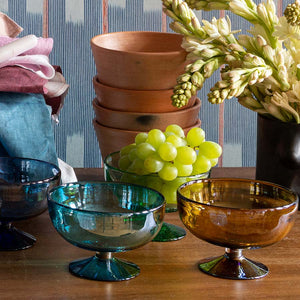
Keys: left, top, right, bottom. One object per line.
{"left": 152, "top": 222, "right": 186, "bottom": 242}
{"left": 198, "top": 248, "right": 268, "bottom": 280}
{"left": 69, "top": 252, "right": 140, "bottom": 281}
{"left": 0, "top": 223, "right": 36, "bottom": 250}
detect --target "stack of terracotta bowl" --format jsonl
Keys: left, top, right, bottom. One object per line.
{"left": 90, "top": 31, "right": 201, "bottom": 160}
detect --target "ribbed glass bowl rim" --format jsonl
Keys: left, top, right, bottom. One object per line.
{"left": 47, "top": 181, "right": 166, "bottom": 216}
{"left": 104, "top": 151, "right": 210, "bottom": 180}
{"left": 177, "top": 177, "right": 299, "bottom": 211}
{"left": 0, "top": 156, "right": 61, "bottom": 185}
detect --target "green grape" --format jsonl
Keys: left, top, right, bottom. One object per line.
{"left": 118, "top": 155, "right": 131, "bottom": 170}
{"left": 192, "top": 154, "right": 211, "bottom": 174}
{"left": 127, "top": 158, "right": 149, "bottom": 175}
{"left": 128, "top": 148, "right": 138, "bottom": 162}
{"left": 174, "top": 161, "right": 193, "bottom": 176}
{"left": 158, "top": 142, "right": 177, "bottom": 161}
{"left": 120, "top": 173, "right": 140, "bottom": 185}
{"left": 198, "top": 141, "right": 222, "bottom": 159}
{"left": 158, "top": 162, "right": 178, "bottom": 181}
{"left": 161, "top": 182, "right": 177, "bottom": 205}
{"left": 166, "top": 134, "right": 186, "bottom": 148}
{"left": 170, "top": 177, "right": 189, "bottom": 188}
{"left": 180, "top": 138, "right": 188, "bottom": 146}
{"left": 186, "top": 127, "right": 205, "bottom": 147}
{"left": 146, "top": 129, "right": 166, "bottom": 149}
{"left": 120, "top": 143, "right": 136, "bottom": 156}
{"left": 161, "top": 177, "right": 190, "bottom": 205}
{"left": 164, "top": 131, "right": 175, "bottom": 138}
{"left": 165, "top": 124, "right": 185, "bottom": 138}
{"left": 210, "top": 157, "right": 219, "bottom": 167}
{"left": 135, "top": 132, "right": 148, "bottom": 145}
{"left": 145, "top": 176, "right": 164, "bottom": 191}
{"left": 175, "top": 146, "right": 197, "bottom": 165}
{"left": 136, "top": 142, "right": 156, "bottom": 160}
{"left": 144, "top": 153, "right": 164, "bottom": 173}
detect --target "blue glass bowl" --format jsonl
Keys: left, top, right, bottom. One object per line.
{"left": 48, "top": 182, "right": 165, "bottom": 281}
{"left": 0, "top": 157, "right": 61, "bottom": 250}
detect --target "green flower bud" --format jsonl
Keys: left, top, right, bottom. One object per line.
{"left": 181, "top": 83, "right": 188, "bottom": 90}
{"left": 170, "top": 21, "right": 191, "bottom": 36}
{"left": 203, "top": 59, "right": 219, "bottom": 77}
{"left": 172, "top": 0, "right": 182, "bottom": 16}
{"left": 190, "top": 85, "right": 198, "bottom": 95}
{"left": 189, "top": 59, "right": 205, "bottom": 72}
{"left": 216, "top": 80, "right": 230, "bottom": 89}
{"left": 284, "top": 0, "right": 300, "bottom": 26}
{"left": 186, "top": 82, "right": 192, "bottom": 90}
{"left": 257, "top": 3, "right": 272, "bottom": 30}
{"left": 179, "top": 2, "right": 192, "bottom": 23}
{"left": 185, "top": 89, "right": 192, "bottom": 99}
{"left": 262, "top": 45, "right": 275, "bottom": 61}
{"left": 238, "top": 96, "right": 264, "bottom": 110}
{"left": 191, "top": 17, "right": 206, "bottom": 37}
{"left": 256, "top": 35, "right": 267, "bottom": 48}
{"left": 207, "top": 3, "right": 230, "bottom": 11}
{"left": 177, "top": 73, "right": 191, "bottom": 83}
{"left": 163, "top": 8, "right": 180, "bottom": 22}
{"left": 191, "top": 71, "right": 204, "bottom": 87}
{"left": 176, "top": 89, "right": 185, "bottom": 95}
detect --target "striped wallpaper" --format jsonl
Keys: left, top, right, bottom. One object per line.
{"left": 0, "top": 0, "right": 293, "bottom": 168}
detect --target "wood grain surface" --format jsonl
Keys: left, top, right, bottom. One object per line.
{"left": 0, "top": 167, "right": 299, "bottom": 299}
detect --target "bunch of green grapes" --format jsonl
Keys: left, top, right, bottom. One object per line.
{"left": 117, "top": 124, "right": 222, "bottom": 206}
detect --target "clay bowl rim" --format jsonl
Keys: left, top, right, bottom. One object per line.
{"left": 178, "top": 178, "right": 299, "bottom": 211}
{"left": 92, "top": 97, "right": 201, "bottom": 117}
{"left": 93, "top": 75, "right": 175, "bottom": 94}
{"left": 93, "top": 117, "right": 201, "bottom": 133}
{"left": 90, "top": 31, "right": 186, "bottom": 56}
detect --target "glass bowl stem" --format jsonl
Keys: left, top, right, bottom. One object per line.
{"left": 198, "top": 248, "right": 269, "bottom": 280}
{"left": 0, "top": 221, "right": 36, "bottom": 250}
{"left": 69, "top": 251, "right": 140, "bottom": 281}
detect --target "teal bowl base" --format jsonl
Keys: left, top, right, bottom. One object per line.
{"left": 69, "top": 252, "right": 140, "bottom": 281}
{"left": 152, "top": 222, "right": 186, "bottom": 242}
{"left": 0, "top": 222, "right": 36, "bottom": 250}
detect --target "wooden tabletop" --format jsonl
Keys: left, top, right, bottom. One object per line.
{"left": 0, "top": 167, "right": 299, "bottom": 299}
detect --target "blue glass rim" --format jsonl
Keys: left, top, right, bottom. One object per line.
{"left": 104, "top": 151, "right": 210, "bottom": 180}
{"left": 47, "top": 181, "right": 166, "bottom": 216}
{"left": 0, "top": 156, "right": 61, "bottom": 185}
{"left": 177, "top": 177, "right": 299, "bottom": 211}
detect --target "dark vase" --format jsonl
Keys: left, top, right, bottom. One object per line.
{"left": 256, "top": 114, "right": 300, "bottom": 208}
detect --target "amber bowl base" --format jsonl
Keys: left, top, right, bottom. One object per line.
{"left": 198, "top": 248, "right": 268, "bottom": 280}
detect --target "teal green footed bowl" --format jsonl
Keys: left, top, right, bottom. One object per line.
{"left": 48, "top": 182, "right": 165, "bottom": 281}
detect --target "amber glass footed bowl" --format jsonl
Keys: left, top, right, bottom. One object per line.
{"left": 177, "top": 178, "right": 298, "bottom": 280}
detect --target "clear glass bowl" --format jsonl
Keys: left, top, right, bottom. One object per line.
{"left": 48, "top": 182, "right": 165, "bottom": 281}
{"left": 177, "top": 178, "right": 299, "bottom": 280}
{"left": 104, "top": 152, "right": 210, "bottom": 212}
{"left": 0, "top": 157, "right": 61, "bottom": 250}
{"left": 104, "top": 151, "right": 210, "bottom": 242}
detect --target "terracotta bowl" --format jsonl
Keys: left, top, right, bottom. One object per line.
{"left": 90, "top": 31, "right": 187, "bottom": 90}
{"left": 92, "top": 76, "right": 196, "bottom": 113}
{"left": 93, "top": 118, "right": 201, "bottom": 160}
{"left": 92, "top": 98, "right": 201, "bottom": 131}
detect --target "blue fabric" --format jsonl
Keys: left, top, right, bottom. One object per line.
{"left": 0, "top": 92, "right": 58, "bottom": 166}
